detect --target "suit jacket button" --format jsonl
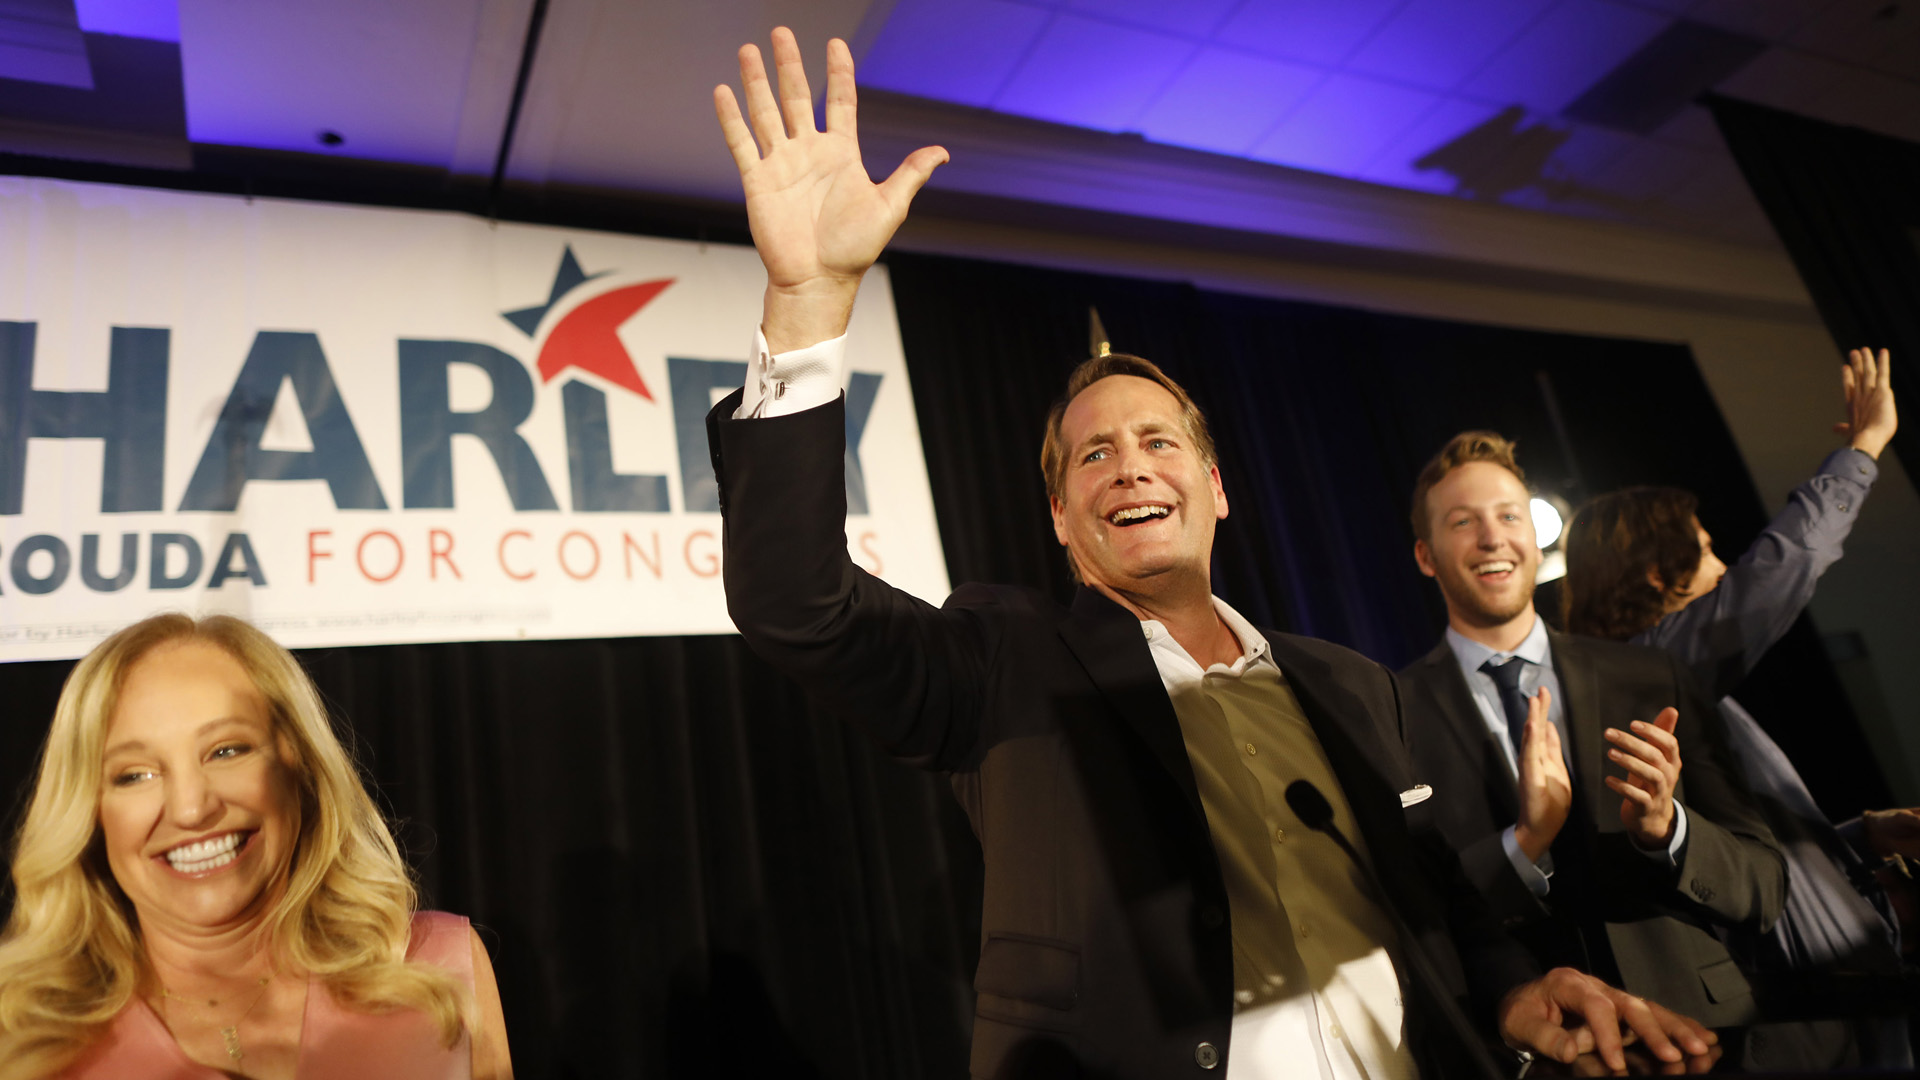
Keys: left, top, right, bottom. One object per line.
{"left": 1195, "top": 1042, "right": 1221, "bottom": 1069}
{"left": 1199, "top": 905, "right": 1225, "bottom": 930}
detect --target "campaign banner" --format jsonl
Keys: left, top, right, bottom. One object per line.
{"left": 0, "top": 177, "right": 950, "bottom": 661}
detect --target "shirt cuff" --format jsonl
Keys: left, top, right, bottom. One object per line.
{"left": 1820, "top": 446, "right": 1879, "bottom": 486}
{"left": 1631, "top": 802, "right": 1689, "bottom": 866}
{"left": 1502, "top": 825, "right": 1553, "bottom": 897}
{"left": 735, "top": 327, "right": 848, "bottom": 419}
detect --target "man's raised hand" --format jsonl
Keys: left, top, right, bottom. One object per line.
{"left": 1836, "top": 347, "right": 1897, "bottom": 461}
{"left": 1513, "top": 688, "right": 1570, "bottom": 863}
{"left": 713, "top": 28, "right": 947, "bottom": 353}
{"left": 1605, "top": 708, "right": 1681, "bottom": 848}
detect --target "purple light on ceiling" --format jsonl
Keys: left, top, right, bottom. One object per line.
{"left": 1344, "top": 0, "right": 1554, "bottom": 92}
{"left": 1464, "top": 0, "right": 1671, "bottom": 113}
{"left": 1215, "top": 0, "right": 1403, "bottom": 68}
{"left": 2, "top": 0, "right": 93, "bottom": 88}
{"left": 857, "top": 0, "right": 1050, "bottom": 108}
{"left": 990, "top": 13, "right": 1196, "bottom": 131}
{"left": 74, "top": 0, "right": 177, "bottom": 42}
{"left": 1356, "top": 98, "right": 1509, "bottom": 194}
{"left": 1062, "top": 0, "right": 1241, "bottom": 37}
{"left": 1249, "top": 72, "right": 1440, "bottom": 176}
{"left": 1133, "top": 47, "right": 1321, "bottom": 156}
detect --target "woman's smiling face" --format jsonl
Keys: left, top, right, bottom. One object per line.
{"left": 97, "top": 640, "right": 301, "bottom": 936}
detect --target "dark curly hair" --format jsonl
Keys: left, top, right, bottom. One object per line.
{"left": 1562, "top": 487, "right": 1703, "bottom": 640}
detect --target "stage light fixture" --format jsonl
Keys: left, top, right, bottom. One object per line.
{"left": 1530, "top": 496, "right": 1563, "bottom": 550}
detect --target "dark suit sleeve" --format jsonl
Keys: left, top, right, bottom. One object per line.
{"left": 1600, "top": 652, "right": 1786, "bottom": 932}
{"left": 1455, "top": 831, "right": 1553, "bottom": 928}
{"left": 1385, "top": 669, "right": 1542, "bottom": 1023}
{"left": 709, "top": 391, "right": 989, "bottom": 770}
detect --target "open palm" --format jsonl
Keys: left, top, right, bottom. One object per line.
{"left": 714, "top": 29, "right": 946, "bottom": 346}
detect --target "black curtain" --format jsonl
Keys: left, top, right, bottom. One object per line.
{"left": 1709, "top": 95, "right": 1919, "bottom": 487}
{"left": 0, "top": 246, "right": 1889, "bottom": 1080}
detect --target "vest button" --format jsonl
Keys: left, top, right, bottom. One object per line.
{"left": 1195, "top": 1041, "right": 1221, "bottom": 1069}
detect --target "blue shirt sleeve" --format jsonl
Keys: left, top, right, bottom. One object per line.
{"left": 1633, "top": 449, "right": 1875, "bottom": 701}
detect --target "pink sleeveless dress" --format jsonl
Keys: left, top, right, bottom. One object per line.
{"left": 61, "top": 912, "right": 474, "bottom": 1080}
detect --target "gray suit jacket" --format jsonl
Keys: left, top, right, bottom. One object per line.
{"left": 1399, "top": 628, "right": 1786, "bottom": 1026}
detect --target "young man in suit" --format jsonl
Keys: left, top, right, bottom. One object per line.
{"left": 1398, "top": 432, "right": 1786, "bottom": 1029}
{"left": 707, "top": 29, "right": 1715, "bottom": 1080}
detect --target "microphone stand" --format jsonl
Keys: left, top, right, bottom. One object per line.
{"left": 1285, "top": 779, "right": 1522, "bottom": 1080}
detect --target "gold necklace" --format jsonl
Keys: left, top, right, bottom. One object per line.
{"left": 160, "top": 975, "right": 272, "bottom": 1064}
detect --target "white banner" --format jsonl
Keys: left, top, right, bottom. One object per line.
{"left": 0, "top": 177, "right": 950, "bottom": 661}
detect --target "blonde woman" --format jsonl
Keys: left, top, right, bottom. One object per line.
{"left": 0, "top": 614, "right": 511, "bottom": 1079}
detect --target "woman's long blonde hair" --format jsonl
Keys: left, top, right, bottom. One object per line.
{"left": 0, "top": 614, "right": 467, "bottom": 1077}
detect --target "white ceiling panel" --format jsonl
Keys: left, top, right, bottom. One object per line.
{"left": 857, "top": 0, "right": 1050, "bottom": 108}
{"left": 179, "top": 0, "right": 524, "bottom": 166}
{"left": 1683, "top": 0, "right": 1819, "bottom": 41}
{"left": 1714, "top": 45, "right": 1852, "bottom": 109}
{"left": 990, "top": 13, "right": 1196, "bottom": 130}
{"left": 1649, "top": 103, "right": 1727, "bottom": 150}
{"left": 1462, "top": 0, "right": 1671, "bottom": 113}
{"left": 1344, "top": 0, "right": 1553, "bottom": 93}
{"left": 1355, "top": 98, "right": 1511, "bottom": 194}
{"left": 1132, "top": 47, "right": 1321, "bottom": 156}
{"left": 505, "top": 0, "right": 878, "bottom": 198}
{"left": 1588, "top": 138, "right": 1711, "bottom": 201}
{"left": 1214, "top": 0, "right": 1403, "bottom": 67}
{"left": 1788, "top": 0, "right": 1917, "bottom": 67}
{"left": 1808, "top": 67, "right": 1920, "bottom": 144}
{"left": 1248, "top": 72, "right": 1441, "bottom": 175}
{"left": 1063, "top": 0, "right": 1241, "bottom": 37}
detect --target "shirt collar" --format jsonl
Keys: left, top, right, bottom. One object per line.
{"left": 1139, "top": 595, "right": 1271, "bottom": 670}
{"left": 1443, "top": 609, "right": 1550, "bottom": 673}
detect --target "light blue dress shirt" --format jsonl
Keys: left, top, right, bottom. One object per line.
{"left": 1444, "top": 613, "right": 1688, "bottom": 897}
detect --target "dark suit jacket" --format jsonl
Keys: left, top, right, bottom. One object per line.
{"left": 710, "top": 393, "right": 1536, "bottom": 1079}
{"left": 1398, "top": 630, "right": 1786, "bottom": 1027}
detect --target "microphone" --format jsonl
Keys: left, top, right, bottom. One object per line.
{"left": 1285, "top": 780, "right": 1518, "bottom": 1080}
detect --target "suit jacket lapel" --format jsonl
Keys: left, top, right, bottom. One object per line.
{"left": 1265, "top": 634, "right": 1407, "bottom": 854}
{"left": 1058, "top": 586, "right": 1206, "bottom": 823}
{"left": 1547, "top": 629, "right": 1613, "bottom": 827}
{"left": 1414, "top": 640, "right": 1521, "bottom": 822}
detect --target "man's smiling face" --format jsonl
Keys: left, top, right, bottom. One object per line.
{"left": 1415, "top": 460, "right": 1540, "bottom": 629}
{"left": 1049, "top": 374, "right": 1227, "bottom": 595}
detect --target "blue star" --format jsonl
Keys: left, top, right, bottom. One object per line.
{"left": 502, "top": 246, "right": 609, "bottom": 337}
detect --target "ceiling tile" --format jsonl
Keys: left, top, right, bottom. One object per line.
{"left": 1786, "top": 0, "right": 1917, "bottom": 64}
{"left": 1714, "top": 46, "right": 1853, "bottom": 109}
{"left": 1808, "top": 66, "right": 1920, "bottom": 143}
{"left": 1214, "top": 0, "right": 1403, "bottom": 67}
{"left": 1586, "top": 138, "right": 1711, "bottom": 201}
{"left": 991, "top": 12, "right": 1197, "bottom": 130}
{"left": 178, "top": 0, "right": 491, "bottom": 164}
{"left": 1354, "top": 98, "right": 1512, "bottom": 194}
{"left": 1684, "top": 0, "right": 1821, "bottom": 40}
{"left": 1247, "top": 72, "right": 1441, "bottom": 176}
{"left": 859, "top": 0, "right": 1053, "bottom": 108}
{"left": 1134, "top": 47, "right": 1322, "bottom": 155}
{"left": 1649, "top": 102, "right": 1727, "bottom": 148}
{"left": 75, "top": 0, "right": 179, "bottom": 41}
{"left": 1063, "top": 0, "right": 1242, "bottom": 37}
{"left": 1462, "top": 0, "right": 1672, "bottom": 113}
{"left": 1546, "top": 122, "right": 1639, "bottom": 180}
{"left": 1344, "top": 0, "right": 1554, "bottom": 93}
{"left": 1867, "top": 18, "right": 1920, "bottom": 81}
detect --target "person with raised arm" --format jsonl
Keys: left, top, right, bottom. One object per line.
{"left": 707, "top": 28, "right": 1715, "bottom": 1080}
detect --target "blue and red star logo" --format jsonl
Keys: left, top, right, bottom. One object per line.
{"left": 504, "top": 246, "right": 672, "bottom": 401}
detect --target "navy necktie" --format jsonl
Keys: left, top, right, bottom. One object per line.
{"left": 1480, "top": 656, "right": 1532, "bottom": 754}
